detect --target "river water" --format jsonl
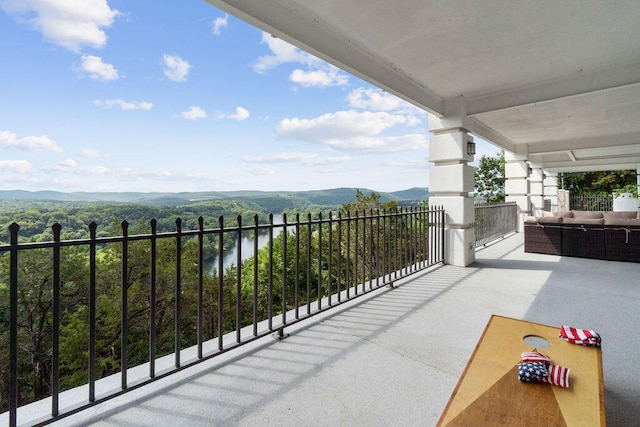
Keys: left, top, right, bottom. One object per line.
{"left": 208, "top": 214, "right": 283, "bottom": 272}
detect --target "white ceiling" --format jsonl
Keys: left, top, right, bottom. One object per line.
{"left": 205, "top": 0, "right": 640, "bottom": 173}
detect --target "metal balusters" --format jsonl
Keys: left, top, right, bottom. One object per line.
{"left": 1, "top": 207, "right": 447, "bottom": 425}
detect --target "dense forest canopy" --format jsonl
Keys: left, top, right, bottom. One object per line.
{"left": 0, "top": 187, "right": 430, "bottom": 244}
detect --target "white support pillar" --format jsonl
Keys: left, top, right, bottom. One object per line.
{"left": 428, "top": 116, "right": 475, "bottom": 267}
{"left": 529, "top": 162, "right": 544, "bottom": 217}
{"left": 543, "top": 170, "right": 559, "bottom": 213}
{"left": 504, "top": 152, "right": 530, "bottom": 232}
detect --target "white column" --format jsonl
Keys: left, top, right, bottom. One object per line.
{"left": 504, "top": 152, "right": 530, "bottom": 232}
{"left": 543, "top": 171, "right": 559, "bottom": 213}
{"left": 529, "top": 162, "right": 544, "bottom": 217}
{"left": 428, "top": 115, "right": 475, "bottom": 267}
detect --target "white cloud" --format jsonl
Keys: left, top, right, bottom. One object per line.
{"left": 321, "top": 156, "right": 352, "bottom": 165}
{"left": 230, "top": 107, "right": 250, "bottom": 121}
{"left": 0, "top": 160, "right": 34, "bottom": 173}
{"left": 212, "top": 14, "right": 228, "bottom": 36}
{"left": 77, "top": 55, "right": 119, "bottom": 81}
{"left": 252, "top": 32, "right": 350, "bottom": 89}
{"left": 59, "top": 158, "right": 77, "bottom": 168}
{"left": 75, "top": 165, "right": 110, "bottom": 175}
{"left": 276, "top": 110, "right": 428, "bottom": 153}
{"left": 242, "top": 152, "right": 351, "bottom": 166}
{"left": 42, "top": 160, "right": 75, "bottom": 172}
{"left": 0, "top": 130, "right": 63, "bottom": 153}
{"left": 320, "top": 134, "right": 428, "bottom": 152}
{"left": 163, "top": 54, "right": 191, "bottom": 82}
{"left": 223, "top": 107, "right": 250, "bottom": 121}
{"left": 382, "top": 157, "right": 429, "bottom": 170}
{"left": 181, "top": 106, "right": 207, "bottom": 120}
{"left": 80, "top": 148, "right": 105, "bottom": 158}
{"left": 278, "top": 110, "right": 407, "bottom": 140}
{"left": 242, "top": 152, "right": 318, "bottom": 164}
{"left": 290, "top": 67, "right": 349, "bottom": 88}
{"left": 252, "top": 32, "right": 318, "bottom": 73}
{"left": 93, "top": 99, "right": 153, "bottom": 110}
{"left": 247, "top": 167, "right": 275, "bottom": 176}
{"left": 0, "top": 0, "right": 120, "bottom": 52}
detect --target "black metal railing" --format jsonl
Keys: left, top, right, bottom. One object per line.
{"left": 474, "top": 202, "right": 518, "bottom": 247}
{"left": 570, "top": 194, "right": 613, "bottom": 211}
{"left": 1, "top": 207, "right": 444, "bottom": 426}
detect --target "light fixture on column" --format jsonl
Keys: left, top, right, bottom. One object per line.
{"left": 466, "top": 139, "right": 476, "bottom": 155}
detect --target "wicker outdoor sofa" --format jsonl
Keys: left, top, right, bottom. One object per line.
{"left": 524, "top": 210, "right": 640, "bottom": 262}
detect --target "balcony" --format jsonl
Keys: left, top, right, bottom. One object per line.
{"left": 2, "top": 203, "right": 639, "bottom": 426}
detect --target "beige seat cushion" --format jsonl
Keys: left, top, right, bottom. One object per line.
{"left": 563, "top": 218, "right": 604, "bottom": 225}
{"left": 572, "top": 211, "right": 604, "bottom": 219}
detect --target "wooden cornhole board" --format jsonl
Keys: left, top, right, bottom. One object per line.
{"left": 437, "top": 315, "right": 605, "bottom": 426}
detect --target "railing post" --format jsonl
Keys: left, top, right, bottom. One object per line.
{"left": 175, "top": 218, "right": 182, "bottom": 368}
{"left": 51, "top": 223, "right": 62, "bottom": 417}
{"left": 121, "top": 220, "right": 129, "bottom": 390}
{"left": 317, "top": 212, "right": 323, "bottom": 308}
{"left": 294, "top": 213, "right": 301, "bottom": 318}
{"left": 354, "top": 211, "right": 359, "bottom": 295}
{"left": 306, "top": 213, "right": 312, "bottom": 314}
{"left": 253, "top": 214, "right": 259, "bottom": 335}
{"left": 149, "top": 219, "right": 157, "bottom": 377}
{"left": 267, "top": 214, "right": 274, "bottom": 329}
{"left": 327, "top": 212, "right": 333, "bottom": 305}
{"left": 281, "top": 213, "right": 288, "bottom": 324}
{"left": 217, "top": 216, "right": 224, "bottom": 350}
{"left": 198, "top": 217, "right": 204, "bottom": 358}
{"left": 9, "top": 223, "right": 19, "bottom": 427}
{"left": 89, "top": 222, "right": 97, "bottom": 399}
{"left": 345, "top": 210, "right": 351, "bottom": 297}
{"left": 236, "top": 215, "right": 243, "bottom": 343}
{"left": 337, "top": 212, "right": 343, "bottom": 301}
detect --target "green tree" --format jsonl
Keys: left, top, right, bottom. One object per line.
{"left": 560, "top": 170, "right": 636, "bottom": 195}
{"left": 474, "top": 151, "right": 505, "bottom": 203}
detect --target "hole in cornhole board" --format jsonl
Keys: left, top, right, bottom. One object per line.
{"left": 523, "top": 335, "right": 551, "bottom": 348}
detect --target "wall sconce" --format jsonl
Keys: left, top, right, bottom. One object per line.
{"left": 466, "top": 140, "right": 476, "bottom": 156}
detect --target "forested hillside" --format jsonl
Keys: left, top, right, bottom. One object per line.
{"left": 0, "top": 187, "right": 430, "bottom": 243}
{"left": 0, "top": 200, "right": 271, "bottom": 243}
{"left": 0, "top": 187, "right": 430, "bottom": 207}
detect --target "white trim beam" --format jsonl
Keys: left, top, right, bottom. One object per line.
{"left": 463, "top": 66, "right": 640, "bottom": 116}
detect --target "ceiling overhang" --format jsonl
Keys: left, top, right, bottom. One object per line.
{"left": 205, "top": 0, "right": 640, "bottom": 173}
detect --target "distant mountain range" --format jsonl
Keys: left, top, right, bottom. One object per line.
{"left": 0, "top": 187, "right": 431, "bottom": 207}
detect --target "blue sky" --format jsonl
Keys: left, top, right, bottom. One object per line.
{"left": 0, "top": 0, "right": 499, "bottom": 194}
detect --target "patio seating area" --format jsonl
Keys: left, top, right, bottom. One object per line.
{"left": 22, "top": 232, "right": 637, "bottom": 426}
{"left": 525, "top": 210, "right": 640, "bottom": 262}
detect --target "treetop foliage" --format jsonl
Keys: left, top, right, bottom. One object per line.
{"left": 560, "top": 170, "right": 636, "bottom": 195}
{"left": 474, "top": 151, "right": 505, "bottom": 203}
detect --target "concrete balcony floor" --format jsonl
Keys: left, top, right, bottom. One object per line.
{"left": 45, "top": 233, "right": 640, "bottom": 426}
